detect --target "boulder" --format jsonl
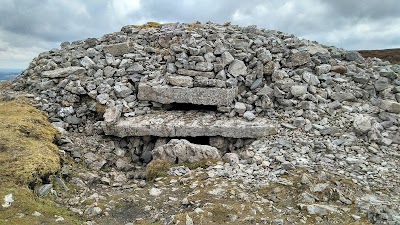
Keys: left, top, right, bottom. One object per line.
{"left": 152, "top": 139, "right": 221, "bottom": 163}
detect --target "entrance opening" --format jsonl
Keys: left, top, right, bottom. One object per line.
{"left": 167, "top": 103, "right": 218, "bottom": 112}
{"left": 174, "top": 136, "right": 210, "bottom": 145}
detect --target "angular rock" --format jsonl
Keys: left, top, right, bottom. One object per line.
{"left": 380, "top": 100, "right": 400, "bottom": 113}
{"left": 221, "top": 51, "right": 234, "bottom": 66}
{"left": 103, "top": 111, "right": 278, "bottom": 138}
{"left": 167, "top": 75, "right": 193, "bottom": 87}
{"left": 41, "top": 67, "right": 85, "bottom": 78}
{"left": 177, "top": 69, "right": 215, "bottom": 78}
{"left": 137, "top": 83, "right": 237, "bottom": 106}
{"left": 152, "top": 139, "right": 221, "bottom": 163}
{"left": 353, "top": 115, "right": 372, "bottom": 134}
{"left": 222, "top": 153, "right": 240, "bottom": 165}
{"left": 103, "top": 105, "right": 122, "bottom": 123}
{"left": 228, "top": 59, "right": 247, "bottom": 77}
{"left": 289, "top": 52, "right": 311, "bottom": 67}
{"left": 243, "top": 111, "right": 256, "bottom": 121}
{"left": 291, "top": 85, "right": 308, "bottom": 97}
{"left": 103, "top": 42, "right": 133, "bottom": 56}
{"left": 234, "top": 102, "right": 247, "bottom": 114}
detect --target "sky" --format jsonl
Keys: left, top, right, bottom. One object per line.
{"left": 0, "top": 0, "right": 399, "bottom": 69}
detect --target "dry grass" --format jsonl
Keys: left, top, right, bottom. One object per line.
{"left": 358, "top": 48, "right": 400, "bottom": 65}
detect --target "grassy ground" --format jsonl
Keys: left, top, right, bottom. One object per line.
{"left": 358, "top": 48, "right": 400, "bottom": 64}
{"left": 0, "top": 93, "right": 81, "bottom": 224}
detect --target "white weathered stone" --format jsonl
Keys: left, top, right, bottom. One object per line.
{"left": 103, "top": 111, "right": 278, "bottom": 138}
{"left": 291, "top": 85, "right": 308, "bottom": 97}
{"left": 167, "top": 75, "right": 193, "bottom": 87}
{"left": 221, "top": 51, "right": 234, "bottom": 66}
{"left": 353, "top": 115, "right": 372, "bottom": 134}
{"left": 380, "top": 100, "right": 400, "bottom": 113}
{"left": 228, "top": 59, "right": 247, "bottom": 77}
{"left": 42, "top": 67, "right": 85, "bottom": 78}
{"left": 152, "top": 139, "right": 221, "bottom": 163}
{"left": 137, "top": 83, "right": 237, "bottom": 106}
{"left": 234, "top": 102, "right": 246, "bottom": 114}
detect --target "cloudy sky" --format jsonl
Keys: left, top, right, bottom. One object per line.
{"left": 0, "top": 0, "right": 399, "bottom": 69}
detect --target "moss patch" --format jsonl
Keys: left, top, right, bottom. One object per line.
{"left": 0, "top": 99, "right": 60, "bottom": 184}
{"left": 0, "top": 97, "right": 80, "bottom": 224}
{"left": 133, "top": 22, "right": 162, "bottom": 29}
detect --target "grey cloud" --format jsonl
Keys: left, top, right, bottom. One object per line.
{"left": 0, "top": 0, "right": 399, "bottom": 68}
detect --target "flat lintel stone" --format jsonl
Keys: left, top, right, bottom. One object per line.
{"left": 137, "top": 83, "right": 237, "bottom": 106}
{"left": 103, "top": 111, "right": 278, "bottom": 138}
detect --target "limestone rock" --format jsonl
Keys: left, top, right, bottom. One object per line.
{"left": 228, "top": 59, "right": 247, "bottom": 77}
{"left": 152, "top": 139, "right": 221, "bottom": 163}
{"left": 41, "top": 67, "right": 85, "bottom": 78}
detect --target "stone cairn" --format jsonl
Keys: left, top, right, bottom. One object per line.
{"left": 11, "top": 21, "right": 400, "bottom": 168}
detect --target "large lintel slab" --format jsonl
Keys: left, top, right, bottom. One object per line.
{"left": 137, "top": 83, "right": 237, "bottom": 106}
{"left": 103, "top": 111, "right": 278, "bottom": 138}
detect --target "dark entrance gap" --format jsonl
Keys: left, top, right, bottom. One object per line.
{"left": 173, "top": 136, "right": 210, "bottom": 146}
{"left": 166, "top": 103, "right": 218, "bottom": 112}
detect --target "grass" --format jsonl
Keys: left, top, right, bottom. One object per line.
{"left": 133, "top": 22, "right": 162, "bottom": 29}
{"left": 0, "top": 97, "right": 80, "bottom": 224}
{"left": 358, "top": 48, "right": 400, "bottom": 65}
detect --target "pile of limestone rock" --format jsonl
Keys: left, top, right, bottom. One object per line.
{"left": 10, "top": 22, "right": 400, "bottom": 224}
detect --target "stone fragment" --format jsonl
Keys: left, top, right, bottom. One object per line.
{"left": 104, "top": 105, "right": 122, "bottom": 123}
{"left": 353, "top": 115, "right": 372, "bottom": 134}
{"left": 149, "top": 188, "right": 162, "bottom": 197}
{"left": 221, "top": 51, "right": 234, "bottom": 66}
{"left": 167, "top": 75, "right": 193, "bottom": 87}
{"left": 302, "top": 72, "right": 320, "bottom": 86}
{"left": 177, "top": 69, "right": 215, "bottom": 78}
{"left": 103, "top": 111, "right": 278, "bottom": 138}
{"left": 42, "top": 67, "right": 85, "bottom": 78}
{"left": 103, "top": 42, "right": 132, "bottom": 56}
{"left": 380, "top": 100, "right": 400, "bottom": 113}
{"left": 289, "top": 52, "right": 311, "bottom": 67}
{"left": 291, "top": 85, "right": 308, "bottom": 97}
{"left": 243, "top": 111, "right": 256, "bottom": 121}
{"left": 315, "top": 64, "right": 331, "bottom": 75}
{"left": 152, "top": 139, "right": 221, "bottom": 163}
{"left": 195, "top": 62, "right": 213, "bottom": 72}
{"left": 222, "top": 153, "right": 240, "bottom": 165}
{"left": 228, "top": 59, "right": 247, "bottom": 77}
{"left": 234, "top": 102, "right": 247, "bottom": 114}
{"left": 114, "top": 84, "right": 133, "bottom": 98}
{"left": 138, "top": 83, "right": 237, "bottom": 106}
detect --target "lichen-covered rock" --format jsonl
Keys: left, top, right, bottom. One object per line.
{"left": 152, "top": 139, "right": 221, "bottom": 163}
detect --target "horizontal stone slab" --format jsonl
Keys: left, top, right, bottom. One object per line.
{"left": 177, "top": 69, "right": 215, "bottom": 78}
{"left": 41, "top": 66, "right": 85, "bottom": 78}
{"left": 103, "top": 111, "right": 278, "bottom": 138}
{"left": 137, "top": 83, "right": 237, "bottom": 106}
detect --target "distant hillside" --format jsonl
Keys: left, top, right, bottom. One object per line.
{"left": 358, "top": 48, "right": 400, "bottom": 65}
{"left": 0, "top": 69, "right": 21, "bottom": 80}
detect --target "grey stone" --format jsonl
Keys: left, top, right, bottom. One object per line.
{"left": 289, "top": 52, "right": 311, "bottom": 67}
{"left": 221, "top": 51, "right": 234, "bottom": 66}
{"left": 291, "top": 85, "right": 308, "bottom": 97}
{"left": 103, "top": 111, "right": 278, "bottom": 138}
{"left": 315, "top": 64, "right": 331, "bottom": 75}
{"left": 256, "top": 48, "right": 272, "bottom": 63}
{"left": 234, "top": 102, "right": 247, "bottom": 114}
{"left": 250, "top": 78, "right": 263, "bottom": 90}
{"left": 243, "top": 111, "right": 256, "bottom": 121}
{"left": 302, "top": 71, "right": 320, "bottom": 86}
{"left": 353, "top": 115, "right": 372, "bottom": 134}
{"left": 37, "top": 184, "right": 53, "bottom": 197}
{"left": 272, "top": 70, "right": 288, "bottom": 81}
{"left": 84, "top": 206, "right": 102, "bottom": 217}
{"left": 195, "top": 62, "right": 213, "bottom": 72}
{"left": 127, "top": 63, "right": 144, "bottom": 73}
{"left": 353, "top": 73, "right": 370, "bottom": 84}
{"left": 177, "top": 69, "right": 215, "bottom": 78}
{"left": 80, "top": 56, "right": 95, "bottom": 68}
{"left": 380, "top": 100, "right": 400, "bottom": 113}
{"left": 222, "top": 153, "right": 240, "bottom": 165}
{"left": 228, "top": 59, "right": 247, "bottom": 77}
{"left": 152, "top": 139, "right": 221, "bottom": 163}
{"left": 167, "top": 75, "right": 193, "bottom": 87}
{"left": 42, "top": 67, "right": 85, "bottom": 78}
{"left": 104, "top": 105, "right": 122, "bottom": 123}
{"left": 114, "top": 84, "right": 133, "bottom": 98}
{"left": 103, "top": 42, "right": 132, "bottom": 56}
{"left": 137, "top": 83, "right": 237, "bottom": 106}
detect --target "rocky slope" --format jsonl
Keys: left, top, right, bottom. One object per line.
{"left": 2, "top": 22, "right": 400, "bottom": 224}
